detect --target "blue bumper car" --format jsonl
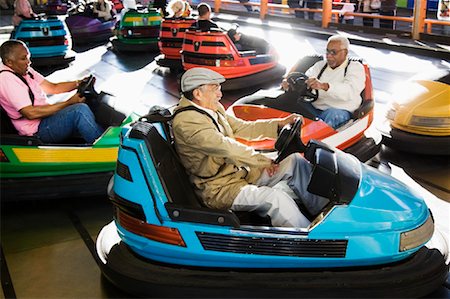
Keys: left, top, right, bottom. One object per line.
{"left": 11, "top": 17, "right": 75, "bottom": 67}
{"left": 96, "top": 109, "right": 448, "bottom": 297}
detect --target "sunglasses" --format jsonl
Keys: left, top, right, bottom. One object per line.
{"left": 326, "top": 48, "right": 346, "bottom": 56}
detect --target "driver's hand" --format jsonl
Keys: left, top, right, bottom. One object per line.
{"left": 281, "top": 78, "right": 289, "bottom": 91}
{"left": 68, "top": 93, "right": 86, "bottom": 104}
{"left": 278, "top": 114, "right": 303, "bottom": 129}
{"left": 306, "top": 77, "right": 329, "bottom": 91}
{"left": 265, "top": 162, "right": 279, "bottom": 177}
{"left": 81, "top": 75, "right": 95, "bottom": 84}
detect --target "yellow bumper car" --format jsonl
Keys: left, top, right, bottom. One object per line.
{"left": 379, "top": 70, "right": 450, "bottom": 155}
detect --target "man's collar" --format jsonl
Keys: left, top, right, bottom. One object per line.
{"left": 328, "top": 58, "right": 349, "bottom": 70}
{"left": 179, "top": 96, "right": 224, "bottom": 116}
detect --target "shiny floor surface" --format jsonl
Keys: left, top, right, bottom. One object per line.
{"left": 1, "top": 13, "right": 449, "bottom": 298}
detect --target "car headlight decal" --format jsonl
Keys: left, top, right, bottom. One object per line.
{"left": 409, "top": 116, "right": 450, "bottom": 128}
{"left": 399, "top": 215, "right": 434, "bottom": 252}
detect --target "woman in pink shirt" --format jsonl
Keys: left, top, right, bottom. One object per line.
{"left": 12, "top": 0, "right": 37, "bottom": 26}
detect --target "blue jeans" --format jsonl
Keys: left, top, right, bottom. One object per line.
{"left": 285, "top": 154, "right": 330, "bottom": 216}
{"left": 37, "top": 103, "right": 104, "bottom": 143}
{"left": 316, "top": 108, "right": 352, "bottom": 129}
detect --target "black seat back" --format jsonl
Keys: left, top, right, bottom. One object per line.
{"left": 1, "top": 106, "right": 18, "bottom": 135}
{"left": 129, "top": 121, "right": 202, "bottom": 208}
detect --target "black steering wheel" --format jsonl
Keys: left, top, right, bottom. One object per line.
{"left": 77, "top": 75, "right": 99, "bottom": 110}
{"left": 286, "top": 72, "right": 318, "bottom": 102}
{"left": 274, "top": 118, "right": 307, "bottom": 164}
{"left": 77, "top": 75, "right": 97, "bottom": 98}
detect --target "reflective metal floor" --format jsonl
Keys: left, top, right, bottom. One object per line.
{"left": 1, "top": 12, "right": 449, "bottom": 298}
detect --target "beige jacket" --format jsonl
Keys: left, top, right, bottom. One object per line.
{"left": 172, "top": 97, "right": 281, "bottom": 210}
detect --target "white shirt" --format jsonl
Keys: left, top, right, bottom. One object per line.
{"left": 305, "top": 59, "right": 365, "bottom": 113}
{"left": 339, "top": 3, "right": 355, "bottom": 20}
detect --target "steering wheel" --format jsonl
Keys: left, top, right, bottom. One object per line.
{"left": 274, "top": 118, "right": 306, "bottom": 164}
{"left": 285, "top": 72, "right": 318, "bottom": 102}
{"left": 77, "top": 75, "right": 97, "bottom": 97}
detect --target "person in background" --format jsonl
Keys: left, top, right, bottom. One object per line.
{"left": 166, "top": 0, "right": 185, "bottom": 18}
{"left": 358, "top": 0, "right": 377, "bottom": 27}
{"left": 1, "top": 0, "right": 10, "bottom": 9}
{"left": 227, "top": 28, "right": 269, "bottom": 54}
{"left": 93, "top": 0, "right": 115, "bottom": 21}
{"left": 238, "top": 0, "right": 258, "bottom": 13}
{"left": 379, "top": 0, "right": 396, "bottom": 29}
{"left": 305, "top": 0, "right": 321, "bottom": 20}
{"left": 181, "top": 0, "right": 192, "bottom": 17}
{"left": 288, "top": 0, "right": 305, "bottom": 18}
{"left": 120, "top": 0, "right": 137, "bottom": 19}
{"left": 0, "top": 40, "right": 104, "bottom": 144}
{"left": 339, "top": 0, "right": 355, "bottom": 24}
{"left": 172, "top": 67, "right": 330, "bottom": 228}
{"left": 194, "top": 2, "right": 220, "bottom": 31}
{"left": 151, "top": 0, "right": 168, "bottom": 16}
{"left": 12, "top": 0, "right": 37, "bottom": 26}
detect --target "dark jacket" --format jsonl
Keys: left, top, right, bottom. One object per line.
{"left": 194, "top": 19, "right": 219, "bottom": 31}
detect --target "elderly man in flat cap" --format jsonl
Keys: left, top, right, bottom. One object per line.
{"left": 172, "top": 67, "right": 329, "bottom": 228}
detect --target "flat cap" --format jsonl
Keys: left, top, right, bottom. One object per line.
{"left": 181, "top": 67, "right": 225, "bottom": 92}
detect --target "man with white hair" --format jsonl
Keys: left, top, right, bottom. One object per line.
{"left": 304, "top": 35, "right": 365, "bottom": 128}
{"left": 171, "top": 67, "right": 329, "bottom": 228}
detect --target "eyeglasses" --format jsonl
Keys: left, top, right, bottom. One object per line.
{"left": 325, "top": 48, "right": 346, "bottom": 56}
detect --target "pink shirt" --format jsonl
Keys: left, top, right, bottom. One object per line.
{"left": 0, "top": 64, "right": 46, "bottom": 136}
{"left": 13, "top": 0, "right": 35, "bottom": 26}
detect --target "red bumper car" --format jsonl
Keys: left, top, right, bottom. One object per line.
{"left": 155, "top": 18, "right": 196, "bottom": 70}
{"left": 181, "top": 29, "right": 286, "bottom": 91}
{"left": 227, "top": 55, "right": 382, "bottom": 162}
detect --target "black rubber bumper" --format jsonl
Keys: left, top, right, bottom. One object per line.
{"left": 111, "top": 38, "right": 159, "bottom": 52}
{"left": 382, "top": 127, "right": 450, "bottom": 156}
{"left": 72, "top": 31, "right": 113, "bottom": 45}
{"left": 97, "top": 222, "right": 449, "bottom": 298}
{"left": 1, "top": 171, "right": 113, "bottom": 201}
{"left": 220, "top": 64, "right": 286, "bottom": 91}
{"left": 31, "top": 53, "right": 75, "bottom": 67}
{"left": 155, "top": 55, "right": 183, "bottom": 70}
{"left": 344, "top": 135, "right": 382, "bottom": 163}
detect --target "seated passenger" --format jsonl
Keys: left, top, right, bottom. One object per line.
{"left": 147, "top": 0, "right": 168, "bottom": 16}
{"left": 227, "top": 28, "right": 269, "bottom": 55}
{"left": 193, "top": 2, "right": 220, "bottom": 31}
{"left": 172, "top": 67, "right": 330, "bottom": 228}
{"left": 0, "top": 40, "right": 104, "bottom": 144}
{"left": 12, "top": 0, "right": 37, "bottom": 26}
{"left": 166, "top": 0, "right": 185, "bottom": 18}
{"left": 120, "top": 0, "right": 137, "bottom": 19}
{"left": 281, "top": 35, "right": 365, "bottom": 129}
{"left": 181, "top": 0, "right": 191, "bottom": 17}
{"left": 93, "top": 0, "right": 115, "bottom": 21}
